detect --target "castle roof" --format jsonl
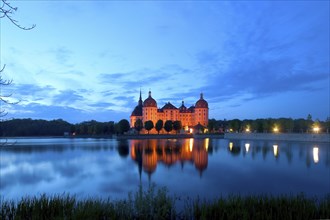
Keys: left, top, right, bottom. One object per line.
{"left": 179, "top": 101, "right": 187, "bottom": 111}
{"left": 161, "top": 102, "right": 177, "bottom": 110}
{"left": 195, "top": 93, "right": 208, "bottom": 108}
{"left": 131, "top": 89, "right": 143, "bottom": 116}
{"left": 131, "top": 105, "right": 142, "bottom": 116}
{"left": 188, "top": 105, "right": 195, "bottom": 112}
{"left": 143, "top": 91, "right": 157, "bottom": 107}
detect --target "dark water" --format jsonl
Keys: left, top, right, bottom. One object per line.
{"left": 1, "top": 138, "right": 329, "bottom": 200}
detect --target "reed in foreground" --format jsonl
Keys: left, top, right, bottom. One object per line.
{"left": 1, "top": 186, "right": 329, "bottom": 220}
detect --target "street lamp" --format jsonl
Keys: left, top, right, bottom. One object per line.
{"left": 313, "top": 127, "right": 320, "bottom": 133}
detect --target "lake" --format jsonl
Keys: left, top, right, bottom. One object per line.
{"left": 1, "top": 137, "right": 329, "bottom": 201}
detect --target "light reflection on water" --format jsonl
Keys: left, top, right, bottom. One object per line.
{"left": 0, "top": 138, "right": 329, "bottom": 201}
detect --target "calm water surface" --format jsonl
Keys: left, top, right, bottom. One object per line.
{"left": 1, "top": 138, "right": 329, "bottom": 200}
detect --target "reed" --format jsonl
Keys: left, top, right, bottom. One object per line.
{"left": 1, "top": 187, "right": 329, "bottom": 220}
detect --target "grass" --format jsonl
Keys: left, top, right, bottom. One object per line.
{"left": 1, "top": 185, "right": 329, "bottom": 220}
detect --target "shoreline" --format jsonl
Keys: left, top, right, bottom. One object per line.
{"left": 2, "top": 133, "right": 329, "bottom": 142}
{"left": 1, "top": 133, "right": 225, "bottom": 140}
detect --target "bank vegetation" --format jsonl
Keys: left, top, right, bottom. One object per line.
{"left": 1, "top": 186, "right": 329, "bottom": 220}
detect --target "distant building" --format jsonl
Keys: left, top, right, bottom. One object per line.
{"left": 130, "top": 90, "right": 209, "bottom": 131}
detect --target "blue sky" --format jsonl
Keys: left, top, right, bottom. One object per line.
{"left": 1, "top": 1, "right": 329, "bottom": 123}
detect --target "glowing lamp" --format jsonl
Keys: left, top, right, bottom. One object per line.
{"left": 313, "top": 127, "right": 320, "bottom": 133}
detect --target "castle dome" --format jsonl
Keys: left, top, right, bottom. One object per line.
{"left": 143, "top": 91, "right": 157, "bottom": 107}
{"left": 131, "top": 89, "right": 143, "bottom": 116}
{"left": 131, "top": 105, "right": 142, "bottom": 116}
{"left": 195, "top": 93, "right": 208, "bottom": 108}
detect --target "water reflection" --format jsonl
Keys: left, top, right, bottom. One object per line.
{"left": 313, "top": 147, "right": 319, "bottom": 164}
{"left": 224, "top": 140, "right": 328, "bottom": 167}
{"left": 245, "top": 143, "right": 250, "bottom": 153}
{"left": 117, "top": 140, "right": 129, "bottom": 158}
{"left": 273, "top": 144, "right": 278, "bottom": 157}
{"left": 229, "top": 142, "right": 233, "bottom": 151}
{"left": 130, "top": 139, "right": 209, "bottom": 178}
{"left": 1, "top": 138, "right": 329, "bottom": 201}
{"left": 228, "top": 141, "right": 241, "bottom": 156}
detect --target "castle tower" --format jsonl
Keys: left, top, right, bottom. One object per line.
{"left": 142, "top": 91, "right": 158, "bottom": 126}
{"left": 194, "top": 93, "right": 209, "bottom": 127}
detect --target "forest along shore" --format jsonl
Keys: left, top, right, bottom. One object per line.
{"left": 225, "top": 133, "right": 330, "bottom": 143}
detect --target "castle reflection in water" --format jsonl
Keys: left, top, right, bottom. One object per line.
{"left": 130, "top": 138, "right": 209, "bottom": 178}
{"left": 128, "top": 138, "right": 325, "bottom": 179}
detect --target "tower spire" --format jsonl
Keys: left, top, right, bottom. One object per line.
{"left": 138, "top": 88, "right": 143, "bottom": 106}
{"left": 139, "top": 88, "right": 142, "bottom": 100}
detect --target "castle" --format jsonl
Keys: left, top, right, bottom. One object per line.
{"left": 130, "top": 90, "right": 209, "bottom": 132}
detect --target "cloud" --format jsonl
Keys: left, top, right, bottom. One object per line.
{"left": 191, "top": 1, "right": 329, "bottom": 106}
{"left": 50, "top": 47, "right": 74, "bottom": 67}
{"left": 10, "top": 84, "right": 56, "bottom": 105}
{"left": 52, "top": 89, "right": 84, "bottom": 105}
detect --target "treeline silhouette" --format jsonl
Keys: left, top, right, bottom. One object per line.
{"left": 0, "top": 119, "right": 119, "bottom": 137}
{"left": 1, "top": 117, "right": 329, "bottom": 137}
{"left": 209, "top": 117, "right": 329, "bottom": 133}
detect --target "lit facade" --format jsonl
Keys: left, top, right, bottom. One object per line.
{"left": 130, "top": 90, "right": 209, "bottom": 130}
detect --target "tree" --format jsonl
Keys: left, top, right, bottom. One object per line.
{"left": 1, "top": 0, "right": 35, "bottom": 145}
{"left": 134, "top": 119, "right": 143, "bottom": 134}
{"left": 117, "top": 119, "right": 130, "bottom": 134}
{"left": 306, "top": 114, "right": 313, "bottom": 133}
{"left": 173, "top": 120, "right": 182, "bottom": 134}
{"left": 164, "top": 120, "right": 173, "bottom": 134}
{"left": 228, "top": 119, "right": 241, "bottom": 132}
{"left": 307, "top": 114, "right": 312, "bottom": 121}
{"left": 0, "top": 0, "right": 35, "bottom": 114}
{"left": 0, "top": 0, "right": 36, "bottom": 30}
{"left": 144, "top": 120, "right": 154, "bottom": 134}
{"left": 0, "top": 68, "right": 18, "bottom": 118}
{"left": 155, "top": 119, "right": 163, "bottom": 134}
{"left": 208, "top": 119, "right": 217, "bottom": 133}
